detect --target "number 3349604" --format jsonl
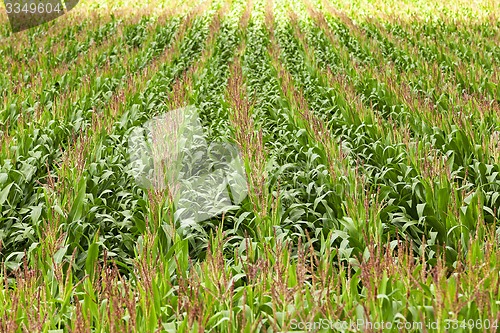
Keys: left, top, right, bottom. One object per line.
{"left": 5, "top": 2, "right": 62, "bottom": 14}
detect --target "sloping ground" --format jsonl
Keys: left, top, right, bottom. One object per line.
{"left": 0, "top": 0, "right": 499, "bottom": 331}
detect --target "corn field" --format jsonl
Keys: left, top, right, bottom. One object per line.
{"left": 0, "top": 0, "right": 499, "bottom": 331}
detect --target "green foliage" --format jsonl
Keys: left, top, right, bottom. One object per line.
{"left": 0, "top": 0, "right": 499, "bottom": 330}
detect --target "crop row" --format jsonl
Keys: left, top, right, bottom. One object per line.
{"left": 0, "top": 0, "right": 210, "bottom": 267}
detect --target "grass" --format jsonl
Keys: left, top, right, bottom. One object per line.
{"left": 0, "top": 0, "right": 499, "bottom": 331}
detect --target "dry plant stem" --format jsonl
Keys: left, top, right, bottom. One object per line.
{"left": 227, "top": 53, "right": 269, "bottom": 218}
{"left": 228, "top": 0, "right": 269, "bottom": 217}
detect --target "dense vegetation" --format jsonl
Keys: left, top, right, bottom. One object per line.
{"left": 0, "top": 0, "right": 499, "bottom": 331}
